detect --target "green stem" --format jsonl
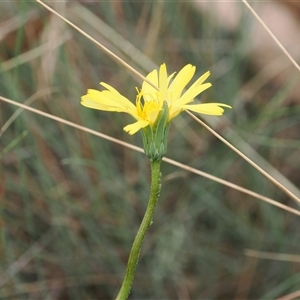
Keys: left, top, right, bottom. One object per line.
{"left": 116, "top": 160, "right": 162, "bottom": 300}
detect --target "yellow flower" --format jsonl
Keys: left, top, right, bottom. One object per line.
{"left": 81, "top": 63, "right": 231, "bottom": 135}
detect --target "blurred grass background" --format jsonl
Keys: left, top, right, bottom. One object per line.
{"left": 1, "top": 1, "right": 300, "bottom": 299}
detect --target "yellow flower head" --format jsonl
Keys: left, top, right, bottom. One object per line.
{"left": 81, "top": 63, "right": 231, "bottom": 135}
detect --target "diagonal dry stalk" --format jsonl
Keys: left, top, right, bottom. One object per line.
{"left": 35, "top": 0, "right": 158, "bottom": 90}
{"left": 1, "top": 94, "right": 300, "bottom": 218}
{"left": 32, "top": 0, "right": 300, "bottom": 209}
{"left": 0, "top": 3, "right": 299, "bottom": 299}
{"left": 241, "top": 0, "right": 300, "bottom": 73}
{"left": 69, "top": 2, "right": 300, "bottom": 201}
{"left": 186, "top": 111, "right": 300, "bottom": 206}
{"left": 244, "top": 249, "right": 300, "bottom": 263}
{"left": 276, "top": 289, "right": 300, "bottom": 300}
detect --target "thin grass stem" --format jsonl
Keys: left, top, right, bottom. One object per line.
{"left": 35, "top": 0, "right": 158, "bottom": 90}
{"left": 276, "top": 289, "right": 300, "bottom": 300}
{"left": 244, "top": 249, "right": 300, "bottom": 263}
{"left": 186, "top": 110, "right": 300, "bottom": 206}
{"left": 35, "top": 0, "right": 300, "bottom": 210}
{"left": 1, "top": 95, "right": 300, "bottom": 217}
{"left": 242, "top": 0, "right": 300, "bottom": 73}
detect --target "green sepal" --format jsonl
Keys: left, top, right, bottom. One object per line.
{"left": 154, "top": 101, "right": 169, "bottom": 148}
{"left": 140, "top": 101, "right": 170, "bottom": 161}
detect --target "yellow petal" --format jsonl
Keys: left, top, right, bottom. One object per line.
{"left": 159, "top": 63, "right": 168, "bottom": 101}
{"left": 142, "top": 69, "right": 158, "bottom": 101}
{"left": 183, "top": 103, "right": 231, "bottom": 115}
{"left": 172, "top": 83, "right": 212, "bottom": 110}
{"left": 184, "top": 70, "right": 211, "bottom": 94}
{"left": 100, "top": 82, "right": 122, "bottom": 94}
{"left": 168, "top": 107, "right": 183, "bottom": 121}
{"left": 194, "top": 71, "right": 211, "bottom": 86}
{"left": 124, "top": 120, "right": 149, "bottom": 135}
{"left": 167, "top": 72, "right": 176, "bottom": 86}
{"left": 81, "top": 95, "right": 110, "bottom": 111}
{"left": 99, "top": 83, "right": 136, "bottom": 110}
{"left": 81, "top": 88, "right": 137, "bottom": 117}
{"left": 168, "top": 64, "right": 195, "bottom": 100}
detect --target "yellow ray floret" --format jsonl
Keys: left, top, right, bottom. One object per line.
{"left": 81, "top": 63, "right": 231, "bottom": 135}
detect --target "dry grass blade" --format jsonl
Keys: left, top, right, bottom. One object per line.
{"left": 0, "top": 95, "right": 143, "bottom": 155}
{"left": 0, "top": 9, "right": 39, "bottom": 41}
{"left": 69, "top": 4, "right": 157, "bottom": 73}
{"left": 67, "top": 2, "right": 300, "bottom": 198}
{"left": 1, "top": 95, "right": 300, "bottom": 218}
{"left": 277, "top": 290, "right": 300, "bottom": 300}
{"left": 0, "top": 88, "right": 54, "bottom": 136}
{"left": 186, "top": 111, "right": 300, "bottom": 206}
{"left": 35, "top": 0, "right": 158, "bottom": 90}
{"left": 36, "top": 0, "right": 300, "bottom": 202}
{"left": 1, "top": 274, "right": 120, "bottom": 298}
{"left": 0, "top": 33, "right": 71, "bottom": 74}
{"left": 242, "top": 0, "right": 300, "bottom": 73}
{"left": 0, "top": 230, "right": 55, "bottom": 286}
{"left": 2, "top": 2, "right": 299, "bottom": 298}
{"left": 244, "top": 249, "right": 300, "bottom": 263}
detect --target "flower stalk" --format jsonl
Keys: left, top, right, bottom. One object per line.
{"left": 81, "top": 63, "right": 231, "bottom": 299}
{"left": 116, "top": 159, "right": 162, "bottom": 300}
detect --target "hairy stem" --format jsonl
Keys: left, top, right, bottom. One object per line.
{"left": 116, "top": 160, "right": 162, "bottom": 300}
